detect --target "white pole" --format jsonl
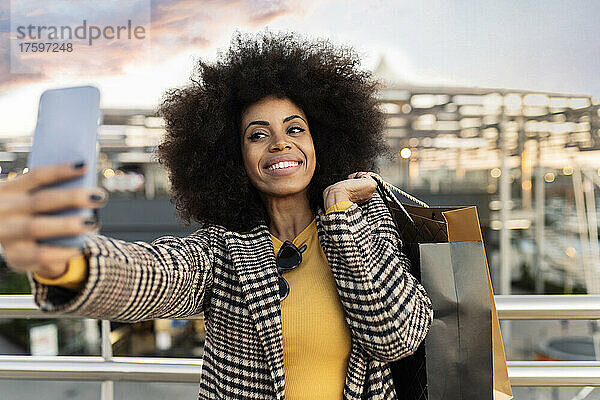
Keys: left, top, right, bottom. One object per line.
{"left": 582, "top": 169, "right": 600, "bottom": 293}
{"left": 100, "top": 320, "right": 114, "bottom": 400}
{"left": 499, "top": 118, "right": 512, "bottom": 296}
{"left": 583, "top": 176, "right": 600, "bottom": 293}
{"left": 535, "top": 140, "right": 545, "bottom": 294}
{"left": 582, "top": 171, "right": 600, "bottom": 365}
{"left": 573, "top": 168, "right": 594, "bottom": 293}
{"left": 499, "top": 112, "right": 512, "bottom": 345}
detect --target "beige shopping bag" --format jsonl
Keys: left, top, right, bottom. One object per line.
{"left": 444, "top": 207, "right": 513, "bottom": 400}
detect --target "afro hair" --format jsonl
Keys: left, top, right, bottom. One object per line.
{"left": 156, "top": 30, "right": 393, "bottom": 233}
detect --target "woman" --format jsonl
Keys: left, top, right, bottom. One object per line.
{"left": 0, "top": 31, "right": 433, "bottom": 399}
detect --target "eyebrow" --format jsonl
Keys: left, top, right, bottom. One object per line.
{"left": 243, "top": 114, "right": 307, "bottom": 135}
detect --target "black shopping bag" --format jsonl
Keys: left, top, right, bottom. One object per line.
{"left": 371, "top": 174, "right": 512, "bottom": 400}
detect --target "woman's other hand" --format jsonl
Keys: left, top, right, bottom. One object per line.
{"left": 322, "top": 171, "right": 377, "bottom": 211}
{"left": 0, "top": 161, "right": 107, "bottom": 279}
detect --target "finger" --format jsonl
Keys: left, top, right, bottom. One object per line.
{"left": 5, "top": 161, "right": 87, "bottom": 192}
{"left": 2, "top": 240, "right": 39, "bottom": 272}
{"left": 3, "top": 240, "right": 81, "bottom": 273}
{"left": 358, "top": 171, "right": 375, "bottom": 179}
{"left": 36, "top": 245, "right": 83, "bottom": 275}
{"left": 0, "top": 187, "right": 106, "bottom": 216}
{"left": 0, "top": 192, "right": 29, "bottom": 216}
{"left": 0, "top": 214, "right": 97, "bottom": 241}
{"left": 27, "top": 187, "right": 107, "bottom": 214}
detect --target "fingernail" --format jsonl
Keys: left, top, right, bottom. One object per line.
{"left": 89, "top": 193, "right": 105, "bottom": 202}
{"left": 72, "top": 161, "right": 86, "bottom": 169}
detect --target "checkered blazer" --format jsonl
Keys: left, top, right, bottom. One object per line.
{"left": 30, "top": 190, "right": 433, "bottom": 399}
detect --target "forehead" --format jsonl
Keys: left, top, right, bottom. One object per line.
{"left": 241, "top": 96, "right": 306, "bottom": 122}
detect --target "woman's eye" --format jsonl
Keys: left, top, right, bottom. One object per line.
{"left": 288, "top": 126, "right": 305, "bottom": 134}
{"left": 249, "top": 131, "right": 267, "bottom": 140}
{"left": 249, "top": 126, "right": 304, "bottom": 140}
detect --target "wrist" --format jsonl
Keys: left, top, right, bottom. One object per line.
{"left": 36, "top": 263, "right": 69, "bottom": 280}
{"left": 324, "top": 188, "right": 351, "bottom": 210}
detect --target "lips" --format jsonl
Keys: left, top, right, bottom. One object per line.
{"left": 263, "top": 156, "right": 303, "bottom": 169}
{"left": 263, "top": 161, "right": 302, "bottom": 176}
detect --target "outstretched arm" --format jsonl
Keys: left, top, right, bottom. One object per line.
{"left": 30, "top": 226, "right": 215, "bottom": 323}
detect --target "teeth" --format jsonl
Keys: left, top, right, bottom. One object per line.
{"left": 267, "top": 161, "right": 300, "bottom": 170}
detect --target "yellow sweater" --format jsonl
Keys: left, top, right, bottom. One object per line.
{"left": 271, "top": 201, "right": 353, "bottom": 398}
{"left": 34, "top": 201, "right": 354, "bottom": 399}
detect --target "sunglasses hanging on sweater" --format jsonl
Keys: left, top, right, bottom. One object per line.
{"left": 276, "top": 240, "right": 307, "bottom": 301}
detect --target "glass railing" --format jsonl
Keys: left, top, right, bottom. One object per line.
{"left": 1, "top": 294, "right": 599, "bottom": 398}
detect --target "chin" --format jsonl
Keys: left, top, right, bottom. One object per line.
{"left": 260, "top": 181, "right": 310, "bottom": 198}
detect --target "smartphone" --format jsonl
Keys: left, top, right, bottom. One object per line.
{"left": 27, "top": 86, "right": 101, "bottom": 247}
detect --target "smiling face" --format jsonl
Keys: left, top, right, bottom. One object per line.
{"left": 240, "top": 95, "right": 316, "bottom": 199}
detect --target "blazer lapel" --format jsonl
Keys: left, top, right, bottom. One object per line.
{"left": 224, "top": 224, "right": 285, "bottom": 400}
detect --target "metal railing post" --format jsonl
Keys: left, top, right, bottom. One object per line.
{"left": 499, "top": 110, "right": 512, "bottom": 346}
{"left": 534, "top": 140, "right": 545, "bottom": 293}
{"left": 100, "top": 320, "right": 113, "bottom": 400}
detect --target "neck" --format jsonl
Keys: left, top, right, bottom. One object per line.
{"left": 263, "top": 190, "right": 314, "bottom": 243}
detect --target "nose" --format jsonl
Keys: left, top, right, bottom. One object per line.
{"left": 269, "top": 129, "right": 292, "bottom": 152}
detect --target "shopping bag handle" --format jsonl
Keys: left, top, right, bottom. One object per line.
{"left": 370, "top": 173, "right": 429, "bottom": 208}
{"left": 370, "top": 173, "right": 428, "bottom": 242}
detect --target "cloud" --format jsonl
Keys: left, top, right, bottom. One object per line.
{"left": 0, "top": 0, "right": 320, "bottom": 91}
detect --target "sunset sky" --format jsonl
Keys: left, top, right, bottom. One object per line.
{"left": 0, "top": 0, "right": 598, "bottom": 137}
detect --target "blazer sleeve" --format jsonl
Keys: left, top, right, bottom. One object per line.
{"left": 320, "top": 191, "right": 433, "bottom": 362}
{"left": 28, "top": 225, "right": 215, "bottom": 323}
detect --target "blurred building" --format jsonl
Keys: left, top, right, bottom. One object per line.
{"left": 1, "top": 63, "right": 599, "bottom": 293}
{"left": 1, "top": 63, "right": 599, "bottom": 367}
{"left": 373, "top": 56, "right": 600, "bottom": 296}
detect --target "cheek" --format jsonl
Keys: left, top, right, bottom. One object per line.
{"left": 241, "top": 145, "right": 262, "bottom": 177}
{"left": 304, "top": 138, "right": 316, "bottom": 164}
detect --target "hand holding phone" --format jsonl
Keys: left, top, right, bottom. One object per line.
{"left": 0, "top": 161, "right": 107, "bottom": 279}
{"left": 0, "top": 85, "right": 107, "bottom": 278}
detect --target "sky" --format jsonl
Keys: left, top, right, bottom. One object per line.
{"left": 0, "top": 0, "right": 599, "bottom": 137}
